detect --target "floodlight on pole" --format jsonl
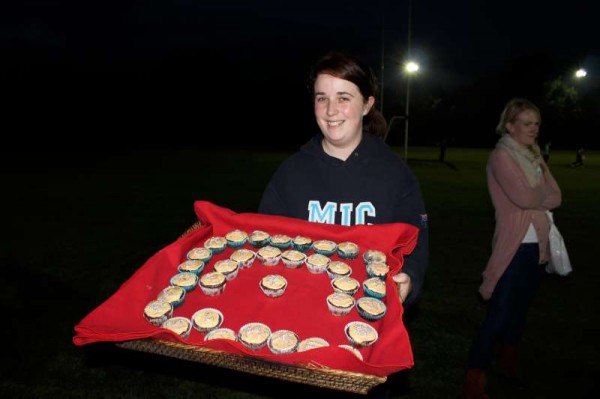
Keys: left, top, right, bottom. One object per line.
{"left": 575, "top": 68, "right": 587, "bottom": 79}
{"left": 403, "top": 60, "right": 419, "bottom": 162}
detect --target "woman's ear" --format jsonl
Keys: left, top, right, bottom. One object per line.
{"left": 364, "top": 96, "right": 375, "bottom": 115}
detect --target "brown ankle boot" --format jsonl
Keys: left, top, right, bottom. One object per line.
{"left": 499, "top": 345, "right": 529, "bottom": 388}
{"left": 464, "top": 368, "right": 490, "bottom": 399}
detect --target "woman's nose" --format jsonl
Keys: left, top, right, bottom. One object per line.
{"left": 326, "top": 101, "right": 338, "bottom": 116}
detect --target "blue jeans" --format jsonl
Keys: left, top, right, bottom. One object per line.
{"left": 468, "top": 243, "right": 545, "bottom": 368}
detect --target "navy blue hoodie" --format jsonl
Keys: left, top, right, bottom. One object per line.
{"left": 258, "top": 133, "right": 429, "bottom": 309}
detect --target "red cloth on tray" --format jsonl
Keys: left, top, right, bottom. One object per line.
{"left": 73, "top": 200, "right": 419, "bottom": 377}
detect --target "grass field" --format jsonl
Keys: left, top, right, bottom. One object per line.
{"left": 1, "top": 146, "right": 598, "bottom": 398}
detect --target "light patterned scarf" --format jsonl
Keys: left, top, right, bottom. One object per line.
{"left": 496, "top": 134, "right": 543, "bottom": 187}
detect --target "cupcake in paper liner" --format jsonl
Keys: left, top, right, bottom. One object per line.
{"left": 305, "top": 253, "right": 330, "bottom": 274}
{"left": 326, "top": 260, "right": 352, "bottom": 279}
{"left": 157, "top": 285, "right": 186, "bottom": 308}
{"left": 326, "top": 292, "right": 356, "bottom": 316}
{"left": 259, "top": 274, "right": 287, "bottom": 297}
{"left": 238, "top": 322, "right": 271, "bottom": 350}
{"left": 204, "top": 236, "right": 227, "bottom": 254}
{"left": 356, "top": 297, "right": 387, "bottom": 321}
{"left": 345, "top": 321, "right": 378, "bottom": 348}
{"left": 225, "top": 229, "right": 248, "bottom": 248}
{"left": 298, "top": 337, "right": 330, "bottom": 352}
{"left": 230, "top": 248, "right": 257, "bottom": 268}
{"left": 280, "top": 249, "right": 307, "bottom": 269}
{"left": 331, "top": 276, "right": 360, "bottom": 296}
{"left": 338, "top": 344, "right": 364, "bottom": 360}
{"left": 248, "top": 230, "right": 271, "bottom": 248}
{"left": 313, "top": 239, "right": 337, "bottom": 256}
{"left": 199, "top": 271, "right": 227, "bottom": 296}
{"left": 204, "top": 328, "right": 237, "bottom": 342}
{"left": 366, "top": 261, "right": 390, "bottom": 280}
{"left": 256, "top": 245, "right": 282, "bottom": 266}
{"left": 170, "top": 272, "right": 198, "bottom": 292}
{"left": 192, "top": 308, "right": 224, "bottom": 333}
{"left": 337, "top": 241, "right": 360, "bottom": 260}
{"left": 362, "top": 277, "right": 386, "bottom": 299}
{"left": 161, "top": 316, "right": 192, "bottom": 339}
{"left": 291, "top": 235, "right": 313, "bottom": 252}
{"left": 177, "top": 259, "right": 205, "bottom": 275}
{"left": 269, "top": 234, "right": 292, "bottom": 249}
{"left": 213, "top": 259, "right": 240, "bottom": 281}
{"left": 268, "top": 329, "right": 299, "bottom": 354}
{"left": 187, "top": 247, "right": 212, "bottom": 264}
{"left": 363, "top": 249, "right": 386, "bottom": 265}
{"left": 143, "top": 299, "right": 173, "bottom": 327}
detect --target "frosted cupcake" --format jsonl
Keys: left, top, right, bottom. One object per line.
{"left": 199, "top": 271, "right": 227, "bottom": 296}
{"left": 256, "top": 245, "right": 282, "bottom": 266}
{"left": 281, "top": 249, "right": 307, "bottom": 269}
{"left": 337, "top": 241, "right": 360, "bottom": 260}
{"left": 259, "top": 274, "right": 287, "bottom": 297}
{"left": 187, "top": 247, "right": 212, "bottom": 264}
{"left": 326, "top": 261, "right": 352, "bottom": 279}
{"left": 366, "top": 261, "right": 390, "bottom": 280}
{"left": 326, "top": 292, "right": 356, "bottom": 316}
{"left": 143, "top": 299, "right": 173, "bottom": 327}
{"left": 345, "top": 321, "right": 378, "bottom": 347}
{"left": 204, "top": 328, "right": 237, "bottom": 342}
{"left": 313, "top": 239, "right": 337, "bottom": 256}
{"left": 305, "top": 253, "right": 330, "bottom": 274}
{"left": 356, "top": 297, "right": 387, "bottom": 321}
{"left": 270, "top": 234, "right": 292, "bottom": 249}
{"left": 157, "top": 285, "right": 186, "bottom": 308}
{"left": 177, "top": 259, "right": 205, "bottom": 275}
{"left": 331, "top": 276, "right": 360, "bottom": 296}
{"left": 204, "top": 236, "right": 227, "bottom": 254}
{"left": 230, "top": 248, "right": 257, "bottom": 268}
{"left": 161, "top": 316, "right": 192, "bottom": 339}
{"left": 291, "top": 235, "right": 313, "bottom": 252}
{"left": 363, "top": 249, "right": 386, "bottom": 265}
{"left": 298, "top": 337, "right": 330, "bottom": 352}
{"left": 238, "top": 322, "right": 271, "bottom": 350}
{"left": 338, "top": 344, "right": 364, "bottom": 360}
{"left": 363, "top": 277, "right": 386, "bottom": 299}
{"left": 248, "top": 230, "right": 271, "bottom": 248}
{"left": 192, "top": 307, "right": 224, "bottom": 333}
{"left": 213, "top": 259, "right": 240, "bottom": 281}
{"left": 225, "top": 229, "right": 248, "bottom": 248}
{"left": 268, "top": 329, "right": 299, "bottom": 354}
{"left": 170, "top": 272, "right": 198, "bottom": 292}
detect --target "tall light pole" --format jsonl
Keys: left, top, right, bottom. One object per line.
{"left": 403, "top": 61, "right": 419, "bottom": 161}
{"left": 403, "top": 0, "right": 414, "bottom": 162}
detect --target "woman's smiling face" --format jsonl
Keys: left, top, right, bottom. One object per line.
{"left": 313, "top": 73, "right": 373, "bottom": 150}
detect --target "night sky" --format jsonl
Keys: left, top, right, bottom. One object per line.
{"left": 3, "top": 0, "right": 599, "bottom": 150}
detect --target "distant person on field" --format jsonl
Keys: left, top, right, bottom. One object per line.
{"left": 464, "top": 98, "right": 562, "bottom": 399}
{"left": 542, "top": 141, "right": 551, "bottom": 163}
{"left": 439, "top": 138, "right": 448, "bottom": 162}
{"left": 570, "top": 147, "right": 585, "bottom": 168}
{"left": 258, "top": 51, "right": 430, "bottom": 398}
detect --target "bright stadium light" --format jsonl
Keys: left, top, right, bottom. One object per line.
{"left": 575, "top": 68, "right": 587, "bottom": 79}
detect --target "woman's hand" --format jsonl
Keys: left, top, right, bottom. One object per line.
{"left": 393, "top": 272, "right": 413, "bottom": 303}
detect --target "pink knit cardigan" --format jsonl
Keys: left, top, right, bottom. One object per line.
{"left": 479, "top": 148, "right": 562, "bottom": 300}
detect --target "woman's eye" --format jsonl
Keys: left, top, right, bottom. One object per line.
{"left": 339, "top": 97, "right": 350, "bottom": 102}
{"left": 316, "top": 97, "right": 327, "bottom": 103}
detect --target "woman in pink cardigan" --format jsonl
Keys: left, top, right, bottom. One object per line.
{"left": 464, "top": 98, "right": 562, "bottom": 399}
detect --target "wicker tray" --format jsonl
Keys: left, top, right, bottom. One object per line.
{"left": 115, "top": 221, "right": 388, "bottom": 394}
{"left": 117, "top": 339, "right": 386, "bottom": 394}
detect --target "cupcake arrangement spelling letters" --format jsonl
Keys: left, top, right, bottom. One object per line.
{"left": 143, "top": 229, "right": 394, "bottom": 357}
